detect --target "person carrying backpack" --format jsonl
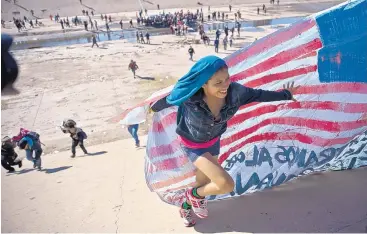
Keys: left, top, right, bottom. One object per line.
{"left": 17, "top": 130, "right": 43, "bottom": 171}
{"left": 61, "top": 119, "right": 88, "bottom": 158}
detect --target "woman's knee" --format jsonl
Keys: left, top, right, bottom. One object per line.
{"left": 195, "top": 169, "right": 211, "bottom": 186}
{"left": 216, "top": 175, "right": 235, "bottom": 193}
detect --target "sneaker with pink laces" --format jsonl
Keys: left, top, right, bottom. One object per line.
{"left": 179, "top": 207, "right": 196, "bottom": 227}
{"left": 185, "top": 188, "right": 208, "bottom": 219}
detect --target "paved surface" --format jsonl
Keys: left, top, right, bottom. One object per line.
{"left": 2, "top": 137, "right": 366, "bottom": 233}
{"left": 196, "top": 167, "right": 367, "bottom": 233}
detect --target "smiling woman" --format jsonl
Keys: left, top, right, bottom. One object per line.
{"left": 203, "top": 66, "right": 230, "bottom": 100}
{"left": 150, "top": 55, "right": 295, "bottom": 227}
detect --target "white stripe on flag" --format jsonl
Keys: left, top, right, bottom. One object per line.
{"left": 228, "top": 26, "right": 319, "bottom": 76}
{"left": 237, "top": 56, "right": 318, "bottom": 86}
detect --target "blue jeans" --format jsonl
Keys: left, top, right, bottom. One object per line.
{"left": 25, "top": 144, "right": 42, "bottom": 167}
{"left": 127, "top": 124, "right": 140, "bottom": 145}
{"left": 181, "top": 139, "right": 220, "bottom": 162}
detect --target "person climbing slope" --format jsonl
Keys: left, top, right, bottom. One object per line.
{"left": 60, "top": 118, "right": 88, "bottom": 158}
{"left": 151, "top": 55, "right": 298, "bottom": 227}
{"left": 17, "top": 131, "right": 43, "bottom": 171}
{"left": 188, "top": 45, "right": 195, "bottom": 60}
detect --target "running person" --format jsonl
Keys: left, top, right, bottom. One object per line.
{"left": 128, "top": 60, "right": 139, "bottom": 78}
{"left": 188, "top": 46, "right": 195, "bottom": 60}
{"left": 127, "top": 124, "right": 140, "bottom": 147}
{"left": 91, "top": 35, "right": 99, "bottom": 48}
{"left": 151, "top": 56, "right": 298, "bottom": 227}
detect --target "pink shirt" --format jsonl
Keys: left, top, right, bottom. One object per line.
{"left": 179, "top": 135, "right": 219, "bottom": 149}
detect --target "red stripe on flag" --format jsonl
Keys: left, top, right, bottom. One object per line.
{"left": 150, "top": 170, "right": 196, "bottom": 190}
{"left": 231, "top": 39, "right": 323, "bottom": 82}
{"left": 228, "top": 101, "right": 367, "bottom": 127}
{"left": 218, "top": 131, "right": 362, "bottom": 164}
{"left": 296, "top": 83, "right": 367, "bottom": 95}
{"left": 237, "top": 83, "right": 367, "bottom": 112}
{"left": 150, "top": 139, "right": 180, "bottom": 158}
{"left": 222, "top": 117, "right": 367, "bottom": 147}
{"left": 244, "top": 65, "right": 317, "bottom": 88}
{"left": 147, "top": 155, "right": 190, "bottom": 173}
{"left": 226, "top": 19, "right": 316, "bottom": 68}
{"left": 152, "top": 111, "right": 177, "bottom": 133}
{"left": 296, "top": 51, "right": 317, "bottom": 60}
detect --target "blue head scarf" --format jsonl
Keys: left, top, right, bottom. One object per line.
{"left": 166, "top": 55, "right": 226, "bottom": 106}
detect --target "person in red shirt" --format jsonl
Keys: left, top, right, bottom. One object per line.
{"left": 128, "top": 60, "right": 139, "bottom": 78}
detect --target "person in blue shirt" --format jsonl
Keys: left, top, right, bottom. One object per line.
{"left": 215, "top": 29, "right": 221, "bottom": 40}
{"left": 214, "top": 38, "right": 219, "bottom": 53}
{"left": 18, "top": 133, "right": 43, "bottom": 171}
{"left": 151, "top": 55, "right": 298, "bottom": 227}
{"left": 127, "top": 124, "right": 140, "bottom": 147}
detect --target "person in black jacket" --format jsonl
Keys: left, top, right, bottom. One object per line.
{"left": 188, "top": 46, "right": 195, "bottom": 60}
{"left": 61, "top": 119, "right": 88, "bottom": 158}
{"left": 1, "top": 136, "right": 22, "bottom": 172}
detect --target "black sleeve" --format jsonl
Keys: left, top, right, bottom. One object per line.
{"left": 3, "top": 144, "right": 15, "bottom": 156}
{"left": 151, "top": 96, "right": 174, "bottom": 112}
{"left": 231, "top": 82, "right": 292, "bottom": 106}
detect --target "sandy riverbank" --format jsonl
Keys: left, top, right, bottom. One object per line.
{"left": 1, "top": 0, "right": 341, "bottom": 22}
{"left": 1, "top": 24, "right": 281, "bottom": 154}
{"left": 1, "top": 0, "right": 343, "bottom": 154}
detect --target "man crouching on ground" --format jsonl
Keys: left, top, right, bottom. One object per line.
{"left": 1, "top": 136, "right": 22, "bottom": 173}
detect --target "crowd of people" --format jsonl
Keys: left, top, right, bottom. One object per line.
{"left": 170, "top": 23, "right": 189, "bottom": 36}
{"left": 198, "top": 21, "right": 240, "bottom": 53}
{"left": 12, "top": 16, "right": 41, "bottom": 32}
{"left": 4, "top": 0, "right": 278, "bottom": 38}
{"left": 146, "top": 9, "right": 199, "bottom": 28}
{"left": 135, "top": 31, "right": 150, "bottom": 44}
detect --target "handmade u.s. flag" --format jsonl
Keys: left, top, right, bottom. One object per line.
{"left": 118, "top": 0, "right": 367, "bottom": 206}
